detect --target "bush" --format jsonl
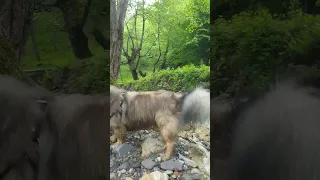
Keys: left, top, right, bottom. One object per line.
{"left": 121, "top": 64, "right": 209, "bottom": 92}
{"left": 211, "top": 9, "right": 320, "bottom": 96}
{"left": 65, "top": 57, "right": 110, "bottom": 94}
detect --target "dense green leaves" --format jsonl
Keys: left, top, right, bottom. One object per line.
{"left": 122, "top": 64, "right": 209, "bottom": 92}
{"left": 212, "top": 9, "right": 320, "bottom": 96}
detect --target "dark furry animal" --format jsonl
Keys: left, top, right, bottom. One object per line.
{"left": 222, "top": 79, "right": 320, "bottom": 180}
{"left": 110, "top": 86, "right": 210, "bottom": 160}
{"left": 37, "top": 94, "right": 109, "bottom": 180}
{"left": 0, "top": 75, "right": 52, "bottom": 180}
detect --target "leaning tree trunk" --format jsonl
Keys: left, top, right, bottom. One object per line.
{"left": 0, "top": 0, "right": 35, "bottom": 78}
{"left": 57, "top": 0, "right": 93, "bottom": 60}
{"left": 110, "top": 0, "right": 129, "bottom": 81}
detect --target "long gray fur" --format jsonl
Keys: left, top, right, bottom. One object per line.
{"left": 181, "top": 87, "right": 210, "bottom": 128}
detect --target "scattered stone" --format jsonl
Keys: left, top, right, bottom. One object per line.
{"left": 128, "top": 168, "right": 134, "bottom": 174}
{"left": 141, "top": 137, "right": 165, "bottom": 158}
{"left": 118, "top": 162, "right": 131, "bottom": 170}
{"left": 110, "top": 172, "right": 116, "bottom": 179}
{"left": 110, "top": 128, "right": 210, "bottom": 179}
{"left": 179, "top": 154, "right": 198, "bottom": 167}
{"left": 110, "top": 135, "right": 117, "bottom": 143}
{"left": 153, "top": 167, "right": 160, "bottom": 171}
{"left": 155, "top": 157, "right": 162, "bottom": 162}
{"left": 114, "top": 143, "right": 135, "bottom": 157}
{"left": 172, "top": 174, "right": 177, "bottom": 178}
{"left": 191, "top": 168, "right": 201, "bottom": 174}
{"left": 131, "top": 163, "right": 141, "bottom": 168}
{"left": 139, "top": 171, "right": 169, "bottom": 180}
{"left": 180, "top": 173, "right": 204, "bottom": 180}
{"left": 119, "top": 169, "right": 126, "bottom": 174}
{"left": 160, "top": 159, "right": 184, "bottom": 171}
{"left": 142, "top": 158, "right": 157, "bottom": 169}
{"left": 194, "top": 126, "right": 210, "bottom": 141}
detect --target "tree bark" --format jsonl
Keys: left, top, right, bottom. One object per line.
{"left": 92, "top": 29, "right": 109, "bottom": 50}
{"left": 131, "top": 69, "right": 138, "bottom": 80}
{"left": 30, "top": 21, "right": 41, "bottom": 61}
{"left": 57, "top": 0, "right": 93, "bottom": 60}
{"left": 67, "top": 24, "right": 92, "bottom": 59}
{"left": 110, "top": 0, "right": 129, "bottom": 80}
{"left": 0, "top": 0, "right": 34, "bottom": 78}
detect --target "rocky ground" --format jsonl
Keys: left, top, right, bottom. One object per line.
{"left": 110, "top": 127, "right": 210, "bottom": 180}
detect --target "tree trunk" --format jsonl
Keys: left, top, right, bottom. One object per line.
{"left": 110, "top": 0, "right": 129, "bottom": 80}
{"left": 67, "top": 24, "right": 92, "bottom": 59}
{"left": 0, "top": 0, "right": 34, "bottom": 78}
{"left": 160, "top": 41, "right": 169, "bottom": 70}
{"left": 92, "top": 29, "right": 109, "bottom": 50}
{"left": 130, "top": 69, "right": 138, "bottom": 80}
{"left": 57, "top": 0, "right": 93, "bottom": 60}
{"left": 30, "top": 21, "right": 41, "bottom": 61}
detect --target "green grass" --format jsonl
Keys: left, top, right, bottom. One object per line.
{"left": 117, "top": 65, "right": 154, "bottom": 84}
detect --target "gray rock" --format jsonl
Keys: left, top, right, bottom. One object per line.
{"left": 110, "top": 172, "right": 116, "bottom": 179}
{"left": 191, "top": 168, "right": 201, "bottom": 173}
{"left": 131, "top": 163, "right": 140, "bottom": 168}
{"left": 180, "top": 173, "right": 204, "bottom": 180}
{"left": 153, "top": 167, "right": 161, "bottom": 171}
{"left": 114, "top": 143, "right": 135, "bottom": 157}
{"left": 119, "top": 169, "right": 126, "bottom": 174}
{"left": 164, "top": 170, "right": 173, "bottom": 175}
{"left": 128, "top": 168, "right": 134, "bottom": 174}
{"left": 179, "top": 154, "right": 198, "bottom": 167}
{"left": 118, "top": 162, "right": 131, "bottom": 170}
{"left": 141, "top": 158, "right": 157, "bottom": 169}
{"left": 160, "top": 159, "right": 184, "bottom": 171}
{"left": 110, "top": 160, "right": 115, "bottom": 168}
{"left": 141, "top": 137, "right": 165, "bottom": 158}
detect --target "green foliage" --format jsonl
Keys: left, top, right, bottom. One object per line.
{"left": 212, "top": 8, "right": 320, "bottom": 96}
{"left": 65, "top": 57, "right": 110, "bottom": 94}
{"left": 122, "top": 64, "right": 209, "bottom": 92}
{"left": 120, "top": 0, "right": 209, "bottom": 82}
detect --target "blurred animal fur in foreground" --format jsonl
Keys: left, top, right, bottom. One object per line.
{"left": 37, "top": 94, "right": 109, "bottom": 180}
{"left": 0, "top": 75, "right": 52, "bottom": 180}
{"left": 223, "top": 79, "right": 320, "bottom": 180}
{"left": 110, "top": 86, "right": 210, "bottom": 160}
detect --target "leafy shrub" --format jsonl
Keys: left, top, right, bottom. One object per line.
{"left": 121, "top": 64, "right": 209, "bottom": 92}
{"left": 65, "top": 57, "right": 110, "bottom": 94}
{"left": 211, "top": 8, "right": 320, "bottom": 96}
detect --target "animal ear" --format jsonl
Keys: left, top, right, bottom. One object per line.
{"left": 35, "top": 99, "right": 48, "bottom": 112}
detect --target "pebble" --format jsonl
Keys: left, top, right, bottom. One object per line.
{"left": 172, "top": 174, "right": 177, "bottom": 178}
{"left": 179, "top": 154, "right": 197, "bottom": 167}
{"left": 156, "top": 157, "right": 162, "bottom": 162}
{"left": 119, "top": 169, "right": 126, "bottom": 174}
{"left": 118, "top": 162, "right": 130, "bottom": 170}
{"left": 110, "top": 172, "right": 116, "bottom": 179}
{"left": 141, "top": 158, "right": 157, "bottom": 169}
{"left": 114, "top": 143, "right": 135, "bottom": 157}
{"left": 153, "top": 167, "right": 161, "bottom": 171}
{"left": 160, "top": 159, "right": 184, "bottom": 171}
{"left": 164, "top": 170, "right": 173, "bottom": 174}
{"left": 180, "top": 173, "right": 204, "bottom": 180}
{"left": 128, "top": 168, "right": 134, "bottom": 174}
